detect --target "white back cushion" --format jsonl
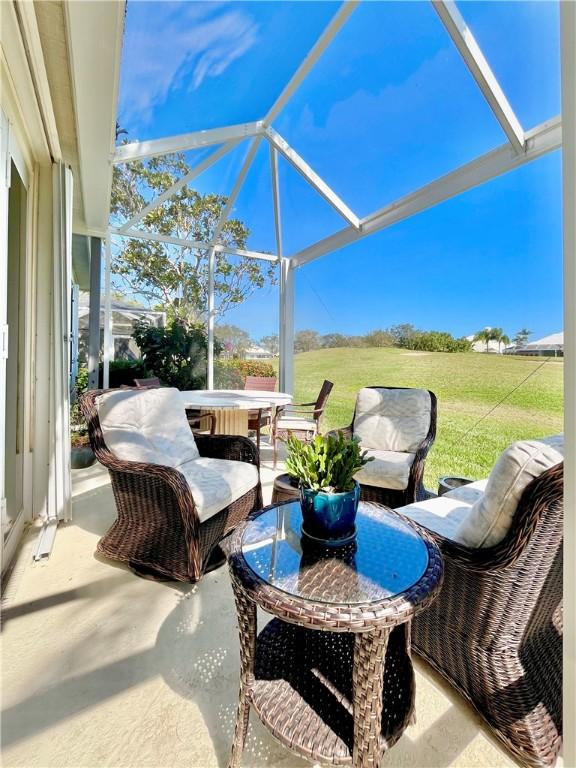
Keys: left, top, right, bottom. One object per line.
{"left": 98, "top": 388, "right": 199, "bottom": 467}
{"left": 455, "top": 436, "right": 563, "bottom": 548}
{"left": 353, "top": 387, "right": 431, "bottom": 452}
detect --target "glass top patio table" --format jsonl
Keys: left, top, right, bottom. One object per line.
{"left": 240, "top": 500, "right": 430, "bottom": 606}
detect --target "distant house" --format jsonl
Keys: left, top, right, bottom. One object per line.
{"left": 77, "top": 291, "right": 165, "bottom": 362}
{"left": 245, "top": 344, "right": 274, "bottom": 360}
{"left": 510, "top": 332, "right": 564, "bottom": 358}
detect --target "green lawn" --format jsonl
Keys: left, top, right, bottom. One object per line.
{"left": 284, "top": 348, "right": 563, "bottom": 490}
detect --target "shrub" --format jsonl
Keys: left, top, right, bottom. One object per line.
{"left": 97, "top": 359, "right": 150, "bottom": 389}
{"left": 132, "top": 319, "right": 222, "bottom": 390}
{"left": 70, "top": 366, "right": 90, "bottom": 431}
{"left": 399, "top": 330, "right": 472, "bottom": 353}
{"left": 214, "top": 361, "right": 244, "bottom": 389}
{"left": 217, "top": 358, "right": 275, "bottom": 380}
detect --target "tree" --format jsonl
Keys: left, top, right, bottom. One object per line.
{"left": 214, "top": 324, "right": 251, "bottom": 357}
{"left": 364, "top": 329, "right": 394, "bottom": 348}
{"left": 389, "top": 323, "right": 418, "bottom": 347}
{"left": 513, "top": 328, "right": 532, "bottom": 347}
{"left": 111, "top": 150, "right": 277, "bottom": 324}
{"left": 401, "top": 330, "right": 471, "bottom": 353}
{"left": 294, "top": 329, "right": 321, "bottom": 353}
{"left": 473, "top": 327, "right": 496, "bottom": 352}
{"left": 491, "top": 327, "right": 511, "bottom": 353}
{"left": 260, "top": 334, "right": 279, "bottom": 355}
{"left": 321, "top": 333, "right": 350, "bottom": 348}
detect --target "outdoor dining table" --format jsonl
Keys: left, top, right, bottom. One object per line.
{"left": 179, "top": 389, "right": 292, "bottom": 436}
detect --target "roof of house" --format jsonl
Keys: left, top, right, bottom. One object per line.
{"left": 522, "top": 332, "right": 564, "bottom": 349}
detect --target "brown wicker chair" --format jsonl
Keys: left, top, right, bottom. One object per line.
{"left": 272, "top": 380, "right": 334, "bottom": 468}
{"left": 408, "top": 461, "right": 563, "bottom": 768}
{"left": 245, "top": 376, "right": 277, "bottom": 451}
{"left": 328, "top": 386, "right": 437, "bottom": 507}
{"left": 80, "top": 389, "right": 262, "bottom": 582}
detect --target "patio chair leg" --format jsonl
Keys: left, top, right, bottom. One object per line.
{"left": 228, "top": 694, "right": 250, "bottom": 768}
{"left": 256, "top": 424, "right": 261, "bottom": 452}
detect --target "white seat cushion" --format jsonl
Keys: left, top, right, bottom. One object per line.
{"left": 455, "top": 436, "right": 564, "bottom": 548}
{"left": 276, "top": 417, "right": 316, "bottom": 432}
{"left": 396, "top": 495, "right": 474, "bottom": 542}
{"left": 354, "top": 449, "right": 415, "bottom": 491}
{"left": 98, "top": 387, "right": 199, "bottom": 467}
{"left": 178, "top": 458, "right": 259, "bottom": 522}
{"left": 353, "top": 388, "right": 431, "bottom": 452}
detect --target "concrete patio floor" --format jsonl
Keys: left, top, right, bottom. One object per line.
{"left": 2, "top": 442, "right": 518, "bottom": 768}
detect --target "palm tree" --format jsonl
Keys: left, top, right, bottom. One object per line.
{"left": 513, "top": 328, "right": 532, "bottom": 347}
{"left": 496, "top": 331, "right": 511, "bottom": 353}
{"left": 473, "top": 327, "right": 494, "bottom": 352}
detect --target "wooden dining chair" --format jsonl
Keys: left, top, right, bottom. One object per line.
{"left": 272, "top": 380, "right": 333, "bottom": 468}
{"left": 245, "top": 376, "right": 277, "bottom": 451}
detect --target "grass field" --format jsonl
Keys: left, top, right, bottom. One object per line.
{"left": 286, "top": 348, "right": 563, "bottom": 490}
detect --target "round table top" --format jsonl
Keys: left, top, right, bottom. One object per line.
{"left": 227, "top": 501, "right": 444, "bottom": 630}
{"left": 180, "top": 389, "right": 292, "bottom": 410}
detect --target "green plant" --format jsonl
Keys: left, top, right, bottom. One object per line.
{"left": 285, "top": 432, "right": 373, "bottom": 493}
{"left": 132, "top": 319, "right": 222, "bottom": 390}
{"left": 217, "top": 358, "right": 275, "bottom": 380}
{"left": 214, "top": 361, "right": 245, "bottom": 389}
{"left": 70, "top": 366, "right": 89, "bottom": 432}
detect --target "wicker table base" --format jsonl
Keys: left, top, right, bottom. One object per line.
{"left": 226, "top": 501, "right": 443, "bottom": 768}
{"left": 249, "top": 618, "right": 413, "bottom": 765}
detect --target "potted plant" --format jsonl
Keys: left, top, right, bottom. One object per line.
{"left": 71, "top": 427, "right": 96, "bottom": 469}
{"left": 285, "top": 432, "right": 373, "bottom": 544}
{"left": 70, "top": 367, "right": 96, "bottom": 470}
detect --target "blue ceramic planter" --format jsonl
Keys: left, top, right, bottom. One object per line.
{"left": 300, "top": 482, "right": 360, "bottom": 543}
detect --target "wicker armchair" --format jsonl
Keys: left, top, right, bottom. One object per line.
{"left": 328, "top": 386, "right": 437, "bottom": 507}
{"left": 80, "top": 388, "right": 262, "bottom": 582}
{"left": 271, "top": 380, "right": 333, "bottom": 468}
{"left": 407, "top": 461, "right": 563, "bottom": 767}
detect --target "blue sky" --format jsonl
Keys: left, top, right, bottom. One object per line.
{"left": 118, "top": 1, "right": 562, "bottom": 343}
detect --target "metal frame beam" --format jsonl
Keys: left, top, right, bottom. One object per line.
{"left": 110, "top": 227, "right": 278, "bottom": 262}
{"left": 87, "top": 236, "right": 101, "bottom": 390}
{"left": 291, "top": 116, "right": 560, "bottom": 268}
{"left": 103, "top": 233, "right": 113, "bottom": 388}
{"left": 561, "top": 5, "right": 576, "bottom": 767}
{"left": 264, "top": 1, "right": 358, "bottom": 126}
{"left": 206, "top": 137, "right": 262, "bottom": 386}
{"left": 271, "top": 145, "right": 293, "bottom": 394}
{"left": 279, "top": 259, "right": 295, "bottom": 395}
{"left": 118, "top": 140, "right": 241, "bottom": 233}
{"left": 113, "top": 121, "right": 263, "bottom": 164}
{"left": 266, "top": 127, "right": 360, "bottom": 228}
{"left": 433, "top": 0, "right": 525, "bottom": 153}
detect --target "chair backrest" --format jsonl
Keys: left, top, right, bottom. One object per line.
{"left": 314, "top": 380, "right": 334, "bottom": 421}
{"left": 245, "top": 375, "right": 277, "bottom": 391}
{"left": 455, "top": 436, "right": 564, "bottom": 549}
{"left": 353, "top": 386, "right": 435, "bottom": 453}
{"left": 134, "top": 377, "right": 162, "bottom": 388}
{"left": 83, "top": 387, "right": 199, "bottom": 469}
